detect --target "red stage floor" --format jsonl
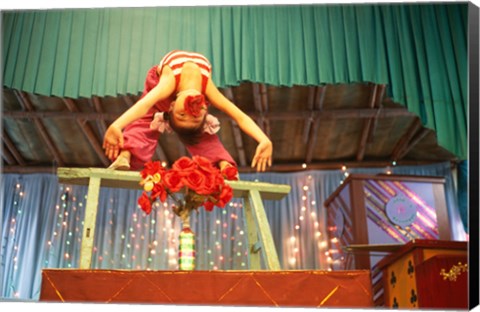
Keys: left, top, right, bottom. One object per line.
{"left": 40, "top": 269, "right": 373, "bottom": 308}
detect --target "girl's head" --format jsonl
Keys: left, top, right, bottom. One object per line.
{"left": 167, "top": 89, "right": 208, "bottom": 145}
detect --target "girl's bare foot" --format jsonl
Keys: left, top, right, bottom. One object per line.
{"left": 107, "top": 150, "right": 131, "bottom": 170}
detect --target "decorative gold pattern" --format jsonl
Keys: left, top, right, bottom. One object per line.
{"left": 440, "top": 262, "right": 468, "bottom": 281}
{"left": 318, "top": 285, "right": 340, "bottom": 306}
{"left": 42, "top": 272, "right": 65, "bottom": 302}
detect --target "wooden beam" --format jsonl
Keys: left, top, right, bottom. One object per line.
{"left": 223, "top": 88, "right": 248, "bottom": 167}
{"left": 62, "top": 98, "right": 110, "bottom": 167}
{"left": 314, "top": 85, "right": 326, "bottom": 111}
{"left": 3, "top": 110, "right": 120, "bottom": 120}
{"left": 259, "top": 84, "right": 271, "bottom": 138}
{"left": 263, "top": 159, "right": 449, "bottom": 172}
{"left": 123, "top": 95, "right": 135, "bottom": 108}
{"left": 252, "top": 83, "right": 266, "bottom": 132}
{"left": 303, "top": 86, "right": 316, "bottom": 143}
{"left": 396, "top": 128, "right": 431, "bottom": 160}
{"left": 305, "top": 86, "right": 326, "bottom": 163}
{"left": 367, "top": 84, "right": 386, "bottom": 143}
{"left": 390, "top": 118, "right": 422, "bottom": 161}
{"left": 2, "top": 130, "right": 26, "bottom": 166}
{"left": 305, "top": 116, "right": 321, "bottom": 163}
{"left": 2, "top": 159, "right": 454, "bottom": 174}
{"left": 356, "top": 84, "right": 378, "bottom": 161}
{"left": 1, "top": 143, "right": 16, "bottom": 165}
{"left": 356, "top": 118, "right": 373, "bottom": 161}
{"left": 14, "top": 90, "right": 65, "bottom": 166}
{"left": 91, "top": 96, "right": 107, "bottom": 138}
{"left": 3, "top": 107, "right": 416, "bottom": 121}
{"left": 231, "top": 121, "right": 247, "bottom": 167}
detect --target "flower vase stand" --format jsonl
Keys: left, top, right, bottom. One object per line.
{"left": 56, "top": 167, "right": 291, "bottom": 270}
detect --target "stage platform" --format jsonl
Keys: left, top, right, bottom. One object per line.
{"left": 40, "top": 269, "right": 373, "bottom": 308}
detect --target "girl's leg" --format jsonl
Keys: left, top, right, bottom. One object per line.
{"left": 111, "top": 110, "right": 159, "bottom": 170}
{"left": 185, "top": 132, "right": 237, "bottom": 168}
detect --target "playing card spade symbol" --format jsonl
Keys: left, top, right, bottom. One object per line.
{"left": 392, "top": 297, "right": 399, "bottom": 308}
{"left": 390, "top": 271, "right": 397, "bottom": 287}
{"left": 410, "top": 289, "right": 418, "bottom": 306}
{"left": 407, "top": 260, "right": 414, "bottom": 276}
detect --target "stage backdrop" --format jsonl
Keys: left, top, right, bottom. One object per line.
{"left": 0, "top": 162, "right": 466, "bottom": 301}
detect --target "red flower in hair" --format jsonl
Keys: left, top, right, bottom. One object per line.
{"left": 184, "top": 94, "right": 206, "bottom": 117}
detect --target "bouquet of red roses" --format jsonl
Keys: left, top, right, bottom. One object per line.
{"left": 137, "top": 156, "right": 238, "bottom": 219}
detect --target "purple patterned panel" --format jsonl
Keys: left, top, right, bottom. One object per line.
{"left": 364, "top": 179, "right": 439, "bottom": 244}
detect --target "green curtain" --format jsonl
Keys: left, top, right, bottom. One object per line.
{"left": 2, "top": 4, "right": 468, "bottom": 159}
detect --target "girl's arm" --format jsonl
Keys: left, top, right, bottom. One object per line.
{"left": 205, "top": 79, "right": 273, "bottom": 172}
{"left": 103, "top": 66, "right": 176, "bottom": 160}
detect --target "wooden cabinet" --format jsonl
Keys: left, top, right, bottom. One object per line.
{"left": 376, "top": 239, "right": 467, "bottom": 309}
{"left": 323, "top": 174, "right": 454, "bottom": 271}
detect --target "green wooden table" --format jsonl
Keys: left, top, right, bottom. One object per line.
{"left": 57, "top": 167, "right": 291, "bottom": 270}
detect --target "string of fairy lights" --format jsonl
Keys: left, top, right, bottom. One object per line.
{"left": 3, "top": 162, "right": 408, "bottom": 299}
{"left": 5, "top": 177, "right": 330, "bottom": 276}
{"left": 70, "top": 193, "right": 249, "bottom": 271}
{"left": 286, "top": 172, "right": 330, "bottom": 270}
{"left": 4, "top": 182, "right": 29, "bottom": 298}
{"left": 300, "top": 161, "right": 397, "bottom": 271}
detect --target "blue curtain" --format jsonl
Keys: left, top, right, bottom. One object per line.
{"left": 456, "top": 160, "right": 468, "bottom": 232}
{"left": 1, "top": 162, "right": 466, "bottom": 301}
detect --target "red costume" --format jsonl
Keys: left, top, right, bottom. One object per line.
{"left": 122, "top": 51, "right": 236, "bottom": 170}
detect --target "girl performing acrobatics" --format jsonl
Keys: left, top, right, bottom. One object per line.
{"left": 103, "top": 50, "right": 272, "bottom": 172}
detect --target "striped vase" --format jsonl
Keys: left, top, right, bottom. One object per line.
{"left": 178, "top": 213, "right": 195, "bottom": 270}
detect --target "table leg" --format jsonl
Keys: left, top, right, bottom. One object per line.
{"left": 79, "top": 176, "right": 101, "bottom": 269}
{"left": 247, "top": 190, "right": 281, "bottom": 270}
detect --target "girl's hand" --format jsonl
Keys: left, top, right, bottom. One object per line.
{"left": 251, "top": 139, "right": 273, "bottom": 172}
{"left": 103, "top": 124, "right": 124, "bottom": 160}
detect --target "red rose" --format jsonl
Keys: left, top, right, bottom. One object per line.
{"left": 172, "top": 157, "right": 196, "bottom": 176}
{"left": 163, "top": 169, "right": 184, "bottom": 192}
{"left": 141, "top": 160, "right": 164, "bottom": 179}
{"left": 222, "top": 165, "right": 238, "bottom": 181}
{"left": 196, "top": 171, "right": 219, "bottom": 195}
{"left": 203, "top": 200, "right": 215, "bottom": 212}
{"left": 183, "top": 169, "right": 206, "bottom": 193}
{"left": 215, "top": 171, "right": 225, "bottom": 186}
{"left": 184, "top": 94, "right": 206, "bottom": 117}
{"left": 216, "top": 185, "right": 233, "bottom": 208}
{"left": 138, "top": 192, "right": 152, "bottom": 215}
{"left": 192, "top": 155, "right": 216, "bottom": 173}
{"left": 151, "top": 183, "right": 168, "bottom": 202}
